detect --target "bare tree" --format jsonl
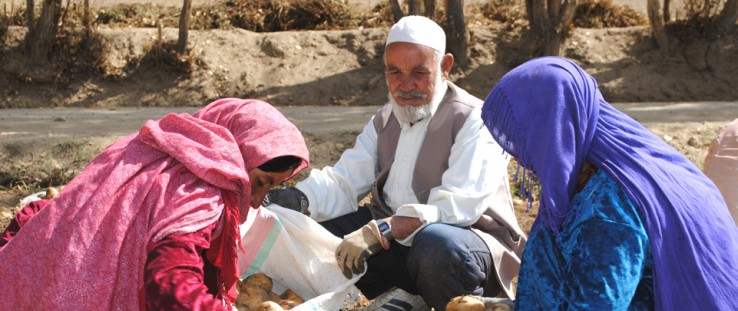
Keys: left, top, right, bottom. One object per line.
{"left": 28, "top": 0, "right": 61, "bottom": 62}
{"left": 59, "top": 0, "right": 72, "bottom": 32}
{"left": 388, "top": 0, "right": 436, "bottom": 22}
{"left": 663, "top": 0, "right": 671, "bottom": 23}
{"left": 2, "top": 3, "right": 11, "bottom": 39}
{"left": 83, "top": 0, "right": 92, "bottom": 34}
{"left": 719, "top": 0, "right": 738, "bottom": 31}
{"left": 445, "top": 0, "right": 467, "bottom": 66}
{"left": 26, "top": 0, "right": 34, "bottom": 33}
{"left": 384, "top": 1, "right": 467, "bottom": 66}
{"left": 647, "top": 0, "right": 669, "bottom": 50}
{"left": 408, "top": 0, "right": 423, "bottom": 15}
{"left": 389, "top": 0, "right": 404, "bottom": 22}
{"left": 425, "top": 0, "right": 436, "bottom": 17}
{"left": 525, "top": 0, "right": 578, "bottom": 56}
{"left": 177, "top": 0, "right": 192, "bottom": 54}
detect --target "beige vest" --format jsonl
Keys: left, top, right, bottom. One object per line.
{"left": 370, "top": 82, "right": 526, "bottom": 298}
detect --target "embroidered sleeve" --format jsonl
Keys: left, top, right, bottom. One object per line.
{"left": 144, "top": 221, "right": 228, "bottom": 310}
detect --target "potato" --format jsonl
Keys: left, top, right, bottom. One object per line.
{"left": 446, "top": 295, "right": 485, "bottom": 311}
{"left": 44, "top": 187, "right": 60, "bottom": 200}
{"left": 279, "top": 289, "right": 304, "bottom": 304}
{"left": 243, "top": 273, "right": 274, "bottom": 291}
{"left": 258, "top": 301, "right": 284, "bottom": 311}
{"left": 236, "top": 274, "right": 275, "bottom": 311}
{"left": 235, "top": 286, "right": 270, "bottom": 311}
{"left": 277, "top": 299, "right": 300, "bottom": 310}
{"left": 236, "top": 273, "right": 304, "bottom": 310}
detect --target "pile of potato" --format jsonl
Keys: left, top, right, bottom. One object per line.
{"left": 235, "top": 273, "right": 305, "bottom": 311}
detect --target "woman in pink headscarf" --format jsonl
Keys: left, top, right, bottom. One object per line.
{"left": 0, "top": 98, "right": 309, "bottom": 310}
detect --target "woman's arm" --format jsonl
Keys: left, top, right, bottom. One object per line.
{"left": 0, "top": 199, "right": 49, "bottom": 248}
{"left": 144, "top": 221, "right": 229, "bottom": 311}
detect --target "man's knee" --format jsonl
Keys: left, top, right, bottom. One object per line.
{"left": 408, "top": 224, "right": 493, "bottom": 287}
{"left": 408, "top": 224, "right": 478, "bottom": 271}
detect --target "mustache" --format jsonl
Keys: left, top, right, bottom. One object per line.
{"left": 393, "top": 90, "right": 427, "bottom": 99}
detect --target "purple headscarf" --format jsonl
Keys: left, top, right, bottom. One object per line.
{"left": 482, "top": 57, "right": 738, "bottom": 310}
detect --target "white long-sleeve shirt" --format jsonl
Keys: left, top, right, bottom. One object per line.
{"left": 296, "top": 99, "right": 510, "bottom": 245}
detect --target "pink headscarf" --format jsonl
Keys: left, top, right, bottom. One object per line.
{"left": 0, "top": 98, "right": 309, "bottom": 310}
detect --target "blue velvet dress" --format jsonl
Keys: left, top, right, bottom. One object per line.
{"left": 515, "top": 170, "right": 654, "bottom": 310}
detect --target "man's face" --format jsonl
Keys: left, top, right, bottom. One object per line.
{"left": 384, "top": 42, "right": 440, "bottom": 107}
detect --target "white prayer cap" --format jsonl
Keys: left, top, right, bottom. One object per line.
{"left": 386, "top": 15, "right": 446, "bottom": 53}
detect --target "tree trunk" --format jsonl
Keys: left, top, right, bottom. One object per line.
{"left": 83, "top": 0, "right": 92, "bottom": 34}
{"left": 59, "top": 0, "right": 71, "bottom": 32}
{"left": 526, "top": 0, "right": 577, "bottom": 56}
{"left": 663, "top": 0, "right": 671, "bottom": 22}
{"left": 445, "top": 0, "right": 467, "bottom": 66}
{"left": 156, "top": 19, "right": 163, "bottom": 53}
{"left": 26, "top": 0, "right": 34, "bottom": 33}
{"left": 29, "top": 0, "right": 61, "bottom": 62}
{"left": 387, "top": 0, "right": 437, "bottom": 21}
{"left": 389, "top": 0, "right": 404, "bottom": 22}
{"left": 544, "top": 0, "right": 577, "bottom": 56}
{"left": 719, "top": 0, "right": 737, "bottom": 31}
{"left": 408, "top": 0, "right": 422, "bottom": 15}
{"left": 424, "top": 0, "right": 436, "bottom": 17}
{"left": 647, "top": 0, "right": 669, "bottom": 50}
{"left": 527, "top": 0, "right": 545, "bottom": 54}
{"left": 2, "top": 4, "right": 7, "bottom": 36}
{"left": 177, "top": 0, "right": 192, "bottom": 54}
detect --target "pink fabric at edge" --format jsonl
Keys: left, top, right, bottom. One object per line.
{"left": 704, "top": 118, "right": 738, "bottom": 226}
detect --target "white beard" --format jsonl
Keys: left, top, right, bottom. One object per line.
{"left": 391, "top": 98, "right": 432, "bottom": 124}
{"left": 389, "top": 71, "right": 447, "bottom": 124}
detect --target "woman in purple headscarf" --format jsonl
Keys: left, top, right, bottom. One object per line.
{"left": 481, "top": 57, "right": 738, "bottom": 310}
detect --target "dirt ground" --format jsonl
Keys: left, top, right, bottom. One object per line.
{"left": 2, "top": 102, "right": 735, "bottom": 236}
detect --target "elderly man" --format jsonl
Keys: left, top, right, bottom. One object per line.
{"left": 264, "top": 16, "right": 526, "bottom": 310}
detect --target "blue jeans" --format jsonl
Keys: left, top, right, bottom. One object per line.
{"left": 320, "top": 206, "right": 500, "bottom": 310}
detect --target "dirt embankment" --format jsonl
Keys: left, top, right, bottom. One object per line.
{"left": 2, "top": 23, "right": 738, "bottom": 110}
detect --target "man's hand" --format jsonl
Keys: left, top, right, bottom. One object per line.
{"left": 261, "top": 187, "right": 309, "bottom": 215}
{"left": 335, "top": 220, "right": 384, "bottom": 279}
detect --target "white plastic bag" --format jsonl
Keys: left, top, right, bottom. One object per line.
{"left": 238, "top": 204, "right": 364, "bottom": 310}
{"left": 20, "top": 191, "right": 47, "bottom": 207}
